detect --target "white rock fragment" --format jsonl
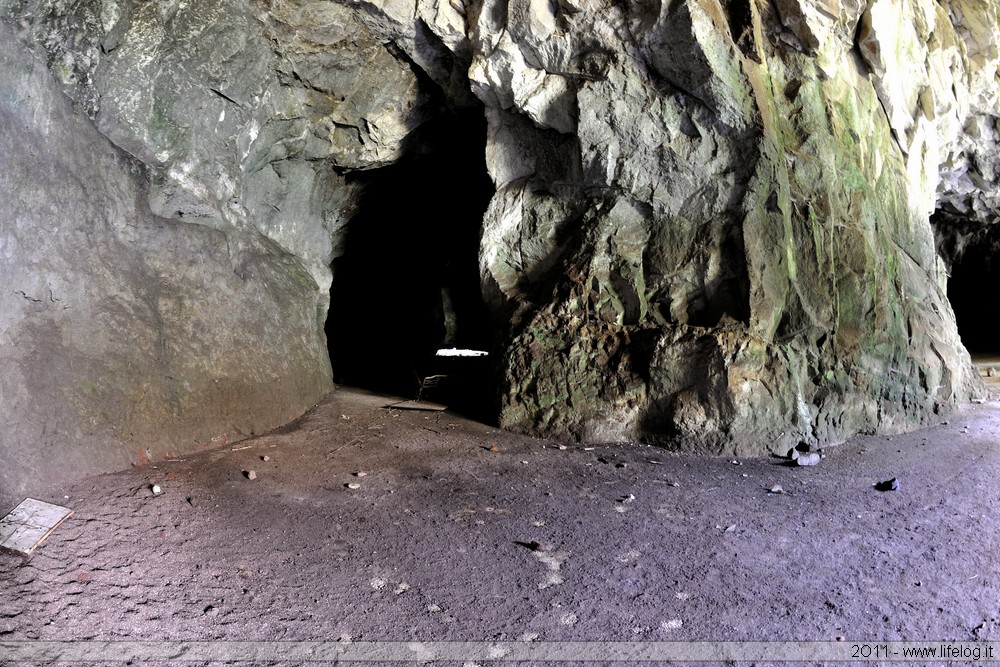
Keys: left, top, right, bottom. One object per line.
{"left": 661, "top": 619, "right": 683, "bottom": 632}
{"left": 795, "top": 452, "right": 821, "bottom": 466}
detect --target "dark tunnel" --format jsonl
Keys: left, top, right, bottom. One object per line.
{"left": 939, "top": 219, "right": 1000, "bottom": 356}
{"left": 326, "top": 109, "right": 497, "bottom": 419}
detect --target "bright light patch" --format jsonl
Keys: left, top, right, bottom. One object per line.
{"left": 435, "top": 348, "right": 489, "bottom": 357}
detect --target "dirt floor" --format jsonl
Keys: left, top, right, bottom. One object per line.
{"left": 2, "top": 386, "right": 1000, "bottom": 666}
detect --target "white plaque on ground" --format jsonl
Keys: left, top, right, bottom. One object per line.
{"left": 0, "top": 497, "right": 74, "bottom": 557}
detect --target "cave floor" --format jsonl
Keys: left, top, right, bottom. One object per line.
{"left": 3, "top": 387, "right": 1000, "bottom": 665}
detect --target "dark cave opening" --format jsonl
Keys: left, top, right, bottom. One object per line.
{"left": 942, "top": 223, "right": 1000, "bottom": 355}
{"left": 327, "top": 109, "right": 497, "bottom": 420}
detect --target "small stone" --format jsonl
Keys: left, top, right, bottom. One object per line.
{"left": 836, "top": 636, "right": 845, "bottom": 642}
{"left": 557, "top": 445, "right": 567, "bottom": 450}
{"left": 261, "top": 455, "right": 270, "bottom": 462}
{"left": 427, "top": 604, "right": 442, "bottom": 613}
{"left": 355, "top": 471, "right": 367, "bottom": 477}
{"left": 795, "top": 452, "right": 821, "bottom": 466}
{"left": 615, "top": 462, "right": 627, "bottom": 469}
{"left": 151, "top": 484, "right": 163, "bottom": 495}
{"left": 724, "top": 524, "right": 736, "bottom": 533}
{"left": 767, "top": 485, "right": 785, "bottom": 495}
{"left": 874, "top": 478, "right": 899, "bottom": 492}
{"left": 245, "top": 470, "right": 257, "bottom": 480}
{"left": 730, "top": 460, "right": 742, "bottom": 465}
{"left": 489, "top": 443, "right": 501, "bottom": 452}
{"left": 203, "top": 605, "right": 219, "bottom": 617}
{"left": 787, "top": 448, "right": 800, "bottom": 460}
{"left": 619, "top": 493, "right": 636, "bottom": 503}
{"left": 346, "top": 482, "right": 361, "bottom": 489}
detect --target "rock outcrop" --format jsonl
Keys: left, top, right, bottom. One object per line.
{"left": 1, "top": 0, "right": 997, "bottom": 496}
{"left": 0, "top": 22, "right": 331, "bottom": 500}
{"left": 472, "top": 0, "right": 996, "bottom": 451}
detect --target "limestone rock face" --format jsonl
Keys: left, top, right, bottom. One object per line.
{"left": 857, "top": 0, "right": 1000, "bottom": 227}
{"left": 0, "top": 25, "right": 331, "bottom": 499}
{"left": 0, "top": 0, "right": 996, "bottom": 483}
{"left": 470, "top": 0, "right": 993, "bottom": 451}
{"left": 0, "top": 0, "right": 473, "bottom": 497}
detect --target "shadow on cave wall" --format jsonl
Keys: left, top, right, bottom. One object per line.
{"left": 327, "top": 109, "right": 497, "bottom": 420}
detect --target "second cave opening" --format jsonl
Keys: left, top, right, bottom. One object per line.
{"left": 326, "top": 109, "right": 497, "bottom": 420}
{"left": 943, "top": 225, "right": 1000, "bottom": 356}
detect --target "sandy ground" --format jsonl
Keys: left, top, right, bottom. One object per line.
{"left": 2, "top": 386, "right": 1000, "bottom": 666}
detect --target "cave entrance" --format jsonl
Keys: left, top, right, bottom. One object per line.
{"left": 327, "top": 109, "right": 497, "bottom": 421}
{"left": 946, "top": 233, "right": 1000, "bottom": 357}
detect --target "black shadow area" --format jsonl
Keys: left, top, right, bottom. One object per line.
{"left": 327, "top": 110, "right": 497, "bottom": 420}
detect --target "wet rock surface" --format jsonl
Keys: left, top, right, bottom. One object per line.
{"left": 2, "top": 388, "right": 999, "bottom": 656}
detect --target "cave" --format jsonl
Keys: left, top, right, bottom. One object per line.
{"left": 327, "top": 109, "right": 497, "bottom": 418}
{"left": 944, "top": 228, "right": 1000, "bottom": 357}
{"left": 2, "top": 0, "right": 1000, "bottom": 657}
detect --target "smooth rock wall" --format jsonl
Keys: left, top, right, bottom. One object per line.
{"left": 0, "top": 25, "right": 331, "bottom": 501}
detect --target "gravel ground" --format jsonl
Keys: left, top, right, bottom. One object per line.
{"left": 2, "top": 387, "right": 999, "bottom": 666}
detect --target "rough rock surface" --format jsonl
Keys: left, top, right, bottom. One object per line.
{"left": 0, "top": 24, "right": 331, "bottom": 499}
{"left": 0, "top": 0, "right": 997, "bottom": 485}
{"left": 471, "top": 0, "right": 995, "bottom": 451}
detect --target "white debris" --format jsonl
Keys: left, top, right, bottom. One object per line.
{"left": 435, "top": 348, "right": 489, "bottom": 357}
{"left": 661, "top": 619, "right": 683, "bottom": 632}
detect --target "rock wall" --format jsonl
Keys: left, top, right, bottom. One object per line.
{"left": 472, "top": 0, "right": 995, "bottom": 451}
{"left": 0, "top": 0, "right": 996, "bottom": 494}
{"left": 0, "top": 23, "right": 331, "bottom": 501}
